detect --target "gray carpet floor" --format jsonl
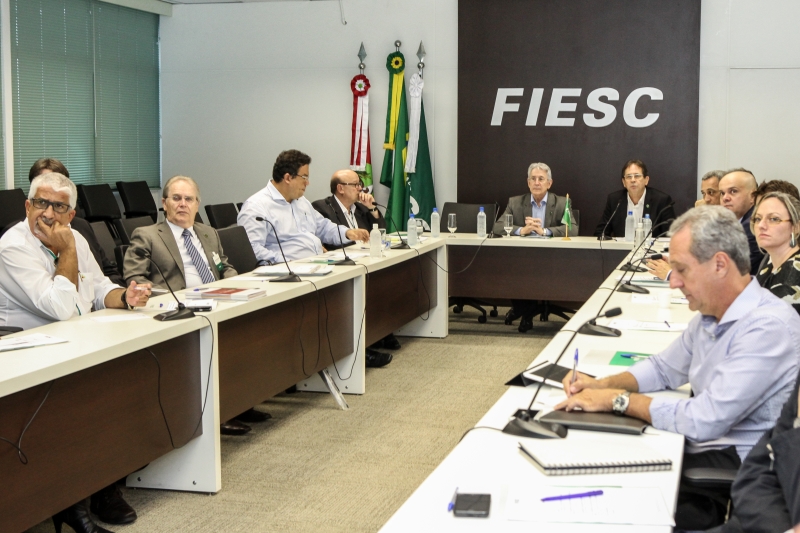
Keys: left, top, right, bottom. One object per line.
{"left": 29, "top": 308, "right": 564, "bottom": 533}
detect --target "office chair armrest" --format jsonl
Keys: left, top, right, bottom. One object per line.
{"left": 682, "top": 467, "right": 738, "bottom": 490}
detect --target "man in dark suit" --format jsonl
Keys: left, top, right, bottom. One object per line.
{"left": 28, "top": 158, "right": 124, "bottom": 285}
{"left": 493, "top": 163, "right": 578, "bottom": 332}
{"left": 593, "top": 159, "right": 676, "bottom": 239}
{"left": 492, "top": 162, "right": 577, "bottom": 238}
{"left": 719, "top": 168, "right": 764, "bottom": 275}
{"left": 312, "top": 170, "right": 395, "bottom": 368}
{"left": 124, "top": 175, "right": 270, "bottom": 435}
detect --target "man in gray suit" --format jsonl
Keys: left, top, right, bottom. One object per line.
{"left": 492, "top": 162, "right": 577, "bottom": 238}
{"left": 494, "top": 163, "right": 578, "bottom": 332}
{"left": 123, "top": 175, "right": 269, "bottom": 435}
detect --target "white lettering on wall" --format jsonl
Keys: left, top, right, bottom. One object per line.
{"left": 623, "top": 87, "right": 663, "bottom": 128}
{"left": 584, "top": 88, "right": 619, "bottom": 127}
{"left": 525, "top": 88, "right": 544, "bottom": 126}
{"left": 545, "top": 89, "right": 582, "bottom": 126}
{"left": 490, "top": 88, "right": 524, "bottom": 126}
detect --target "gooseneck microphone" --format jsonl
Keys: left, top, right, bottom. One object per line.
{"left": 324, "top": 199, "right": 357, "bottom": 266}
{"left": 618, "top": 201, "right": 676, "bottom": 272}
{"left": 617, "top": 214, "right": 676, "bottom": 294}
{"left": 597, "top": 200, "right": 622, "bottom": 241}
{"left": 373, "top": 202, "right": 410, "bottom": 249}
{"left": 577, "top": 306, "right": 623, "bottom": 337}
{"left": 132, "top": 248, "right": 196, "bottom": 321}
{"left": 254, "top": 216, "right": 301, "bottom": 283}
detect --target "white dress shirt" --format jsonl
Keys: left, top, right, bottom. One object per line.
{"left": 334, "top": 196, "right": 358, "bottom": 229}
{"left": 238, "top": 181, "right": 351, "bottom": 263}
{"left": 0, "top": 221, "right": 120, "bottom": 330}
{"left": 627, "top": 187, "right": 647, "bottom": 224}
{"left": 166, "top": 220, "right": 210, "bottom": 288}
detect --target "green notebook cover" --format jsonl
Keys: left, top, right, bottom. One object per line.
{"left": 609, "top": 351, "right": 652, "bottom": 367}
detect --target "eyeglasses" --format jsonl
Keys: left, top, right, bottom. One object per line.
{"left": 168, "top": 195, "right": 198, "bottom": 204}
{"left": 527, "top": 176, "right": 550, "bottom": 183}
{"left": 752, "top": 214, "right": 790, "bottom": 226}
{"left": 30, "top": 197, "right": 71, "bottom": 214}
{"left": 342, "top": 182, "right": 363, "bottom": 189}
{"left": 294, "top": 174, "right": 310, "bottom": 182}
{"left": 701, "top": 189, "right": 720, "bottom": 197}
{"left": 624, "top": 173, "right": 645, "bottom": 181}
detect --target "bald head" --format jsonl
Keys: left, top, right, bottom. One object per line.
{"left": 330, "top": 169, "right": 363, "bottom": 208}
{"left": 719, "top": 170, "right": 757, "bottom": 219}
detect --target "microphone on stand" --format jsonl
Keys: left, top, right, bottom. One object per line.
{"left": 324, "top": 199, "right": 357, "bottom": 266}
{"left": 486, "top": 202, "right": 501, "bottom": 238}
{"left": 617, "top": 201, "right": 676, "bottom": 272}
{"left": 617, "top": 216, "right": 675, "bottom": 294}
{"left": 254, "top": 216, "right": 301, "bottom": 283}
{"left": 373, "top": 202, "right": 409, "bottom": 249}
{"left": 132, "top": 248, "right": 196, "bottom": 321}
{"left": 577, "top": 306, "right": 623, "bottom": 337}
{"left": 597, "top": 200, "right": 622, "bottom": 241}
{"left": 502, "top": 307, "right": 622, "bottom": 439}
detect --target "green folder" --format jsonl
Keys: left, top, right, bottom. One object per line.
{"left": 609, "top": 351, "right": 652, "bottom": 367}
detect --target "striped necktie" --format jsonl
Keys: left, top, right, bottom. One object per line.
{"left": 182, "top": 229, "right": 215, "bottom": 284}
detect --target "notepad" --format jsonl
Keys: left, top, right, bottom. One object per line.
{"left": 518, "top": 440, "right": 672, "bottom": 476}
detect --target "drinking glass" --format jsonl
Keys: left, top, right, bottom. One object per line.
{"left": 416, "top": 219, "right": 424, "bottom": 238}
{"left": 447, "top": 213, "right": 457, "bottom": 237}
{"left": 504, "top": 214, "right": 514, "bottom": 237}
{"left": 379, "top": 228, "right": 388, "bottom": 249}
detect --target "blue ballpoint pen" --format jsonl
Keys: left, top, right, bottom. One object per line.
{"left": 541, "top": 489, "right": 604, "bottom": 502}
{"left": 620, "top": 353, "right": 646, "bottom": 361}
{"left": 447, "top": 487, "right": 458, "bottom": 512}
{"left": 570, "top": 348, "right": 578, "bottom": 386}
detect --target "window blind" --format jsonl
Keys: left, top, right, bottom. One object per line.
{"left": 10, "top": 0, "right": 159, "bottom": 192}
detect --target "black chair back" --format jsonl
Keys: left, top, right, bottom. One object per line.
{"left": 195, "top": 212, "right": 204, "bottom": 224}
{"left": 205, "top": 203, "right": 239, "bottom": 229}
{"left": 0, "top": 189, "right": 26, "bottom": 237}
{"left": 114, "top": 216, "right": 155, "bottom": 246}
{"left": 439, "top": 202, "right": 497, "bottom": 233}
{"left": 77, "top": 184, "right": 122, "bottom": 222}
{"left": 116, "top": 181, "right": 158, "bottom": 222}
{"left": 90, "top": 221, "right": 118, "bottom": 264}
{"left": 115, "top": 244, "right": 130, "bottom": 279}
{"left": 217, "top": 226, "right": 257, "bottom": 274}
{"left": 236, "top": 202, "right": 243, "bottom": 211}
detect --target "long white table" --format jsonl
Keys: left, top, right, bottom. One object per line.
{"left": 381, "top": 247, "right": 697, "bottom": 532}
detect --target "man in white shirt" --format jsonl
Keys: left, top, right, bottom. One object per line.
{"left": 0, "top": 172, "right": 150, "bottom": 531}
{"left": 238, "top": 150, "right": 369, "bottom": 264}
{"left": 123, "top": 175, "right": 269, "bottom": 436}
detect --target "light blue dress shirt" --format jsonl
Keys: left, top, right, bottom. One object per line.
{"left": 514, "top": 192, "right": 552, "bottom": 236}
{"left": 628, "top": 278, "right": 800, "bottom": 460}
{"left": 238, "top": 181, "right": 351, "bottom": 264}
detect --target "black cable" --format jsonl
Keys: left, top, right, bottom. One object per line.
{"left": 191, "top": 314, "right": 215, "bottom": 439}
{"left": 296, "top": 293, "right": 312, "bottom": 378}
{"left": 0, "top": 380, "right": 54, "bottom": 465}
{"left": 458, "top": 425, "right": 506, "bottom": 443}
{"left": 145, "top": 347, "right": 177, "bottom": 449}
{"left": 411, "top": 248, "right": 432, "bottom": 321}
{"left": 423, "top": 234, "right": 489, "bottom": 274}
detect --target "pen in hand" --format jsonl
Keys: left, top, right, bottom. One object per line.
{"left": 570, "top": 348, "right": 579, "bottom": 389}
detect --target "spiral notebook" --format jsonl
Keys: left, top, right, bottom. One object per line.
{"left": 518, "top": 440, "right": 672, "bottom": 476}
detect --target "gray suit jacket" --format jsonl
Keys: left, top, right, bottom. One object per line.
{"left": 123, "top": 220, "right": 237, "bottom": 291}
{"left": 492, "top": 192, "right": 577, "bottom": 237}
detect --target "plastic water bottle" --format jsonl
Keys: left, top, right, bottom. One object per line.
{"left": 624, "top": 211, "right": 636, "bottom": 242}
{"left": 430, "top": 208, "right": 440, "bottom": 238}
{"left": 369, "top": 224, "right": 382, "bottom": 258}
{"left": 477, "top": 207, "right": 487, "bottom": 238}
{"left": 634, "top": 222, "right": 645, "bottom": 250}
{"left": 642, "top": 214, "right": 652, "bottom": 237}
{"left": 407, "top": 213, "right": 418, "bottom": 246}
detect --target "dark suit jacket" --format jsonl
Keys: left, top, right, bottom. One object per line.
{"left": 740, "top": 206, "right": 765, "bottom": 276}
{"left": 123, "top": 220, "right": 237, "bottom": 290}
{"left": 593, "top": 187, "right": 676, "bottom": 238}
{"left": 70, "top": 217, "right": 123, "bottom": 285}
{"left": 492, "top": 192, "right": 577, "bottom": 237}
{"left": 311, "top": 196, "right": 385, "bottom": 249}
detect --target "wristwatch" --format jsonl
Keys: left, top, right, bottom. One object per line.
{"left": 120, "top": 289, "right": 132, "bottom": 310}
{"left": 612, "top": 391, "right": 631, "bottom": 416}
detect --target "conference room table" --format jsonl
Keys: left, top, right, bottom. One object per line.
{"left": 381, "top": 247, "right": 698, "bottom": 532}
{"left": 0, "top": 238, "right": 447, "bottom": 531}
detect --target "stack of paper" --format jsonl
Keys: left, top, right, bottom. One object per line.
{"left": 0, "top": 333, "right": 67, "bottom": 353}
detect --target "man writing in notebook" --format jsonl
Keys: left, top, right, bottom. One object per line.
{"left": 558, "top": 206, "right": 800, "bottom": 531}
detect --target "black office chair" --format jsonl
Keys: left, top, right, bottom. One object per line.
{"left": 439, "top": 202, "right": 499, "bottom": 323}
{"left": 205, "top": 203, "right": 239, "bottom": 229}
{"left": 90, "top": 221, "right": 119, "bottom": 272}
{"left": 114, "top": 216, "right": 155, "bottom": 246}
{"left": 115, "top": 245, "right": 130, "bottom": 279}
{"left": 195, "top": 211, "right": 204, "bottom": 224}
{"left": 0, "top": 188, "right": 26, "bottom": 238}
{"left": 217, "top": 226, "right": 258, "bottom": 274}
{"left": 116, "top": 181, "right": 158, "bottom": 222}
{"left": 236, "top": 202, "right": 243, "bottom": 211}
{"left": 77, "top": 184, "right": 123, "bottom": 244}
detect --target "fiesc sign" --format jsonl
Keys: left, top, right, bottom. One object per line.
{"left": 491, "top": 87, "right": 663, "bottom": 128}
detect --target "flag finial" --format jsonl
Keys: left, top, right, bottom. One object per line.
{"left": 358, "top": 42, "right": 367, "bottom": 72}
{"left": 416, "top": 41, "right": 426, "bottom": 76}
{"left": 395, "top": 40, "right": 401, "bottom": 51}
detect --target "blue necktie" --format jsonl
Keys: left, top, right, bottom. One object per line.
{"left": 182, "top": 229, "right": 215, "bottom": 284}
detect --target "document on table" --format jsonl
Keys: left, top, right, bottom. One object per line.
{"left": 630, "top": 293, "right": 689, "bottom": 305}
{"left": 91, "top": 313, "right": 150, "bottom": 323}
{"left": 252, "top": 264, "right": 333, "bottom": 276}
{"left": 615, "top": 273, "right": 670, "bottom": 286}
{"left": 607, "top": 319, "right": 688, "bottom": 332}
{"left": 0, "top": 333, "right": 68, "bottom": 352}
{"left": 320, "top": 251, "right": 369, "bottom": 260}
{"left": 505, "top": 485, "right": 674, "bottom": 526}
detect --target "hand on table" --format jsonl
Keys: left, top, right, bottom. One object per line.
{"left": 555, "top": 388, "right": 624, "bottom": 413}
{"left": 126, "top": 280, "right": 152, "bottom": 308}
{"left": 346, "top": 228, "right": 370, "bottom": 243}
{"left": 520, "top": 217, "right": 543, "bottom": 236}
{"left": 561, "top": 371, "right": 602, "bottom": 397}
{"left": 646, "top": 258, "right": 671, "bottom": 280}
